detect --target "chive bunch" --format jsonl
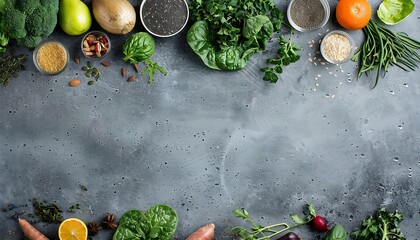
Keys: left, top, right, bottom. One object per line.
{"left": 352, "top": 19, "right": 420, "bottom": 88}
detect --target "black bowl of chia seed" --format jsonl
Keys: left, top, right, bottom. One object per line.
{"left": 287, "top": 0, "right": 330, "bottom": 32}
{"left": 140, "top": 0, "right": 189, "bottom": 38}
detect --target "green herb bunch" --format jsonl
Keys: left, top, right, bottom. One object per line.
{"left": 188, "top": 0, "right": 283, "bottom": 71}
{"left": 351, "top": 208, "right": 406, "bottom": 240}
{"left": 260, "top": 30, "right": 301, "bottom": 83}
{"left": 189, "top": 0, "right": 282, "bottom": 47}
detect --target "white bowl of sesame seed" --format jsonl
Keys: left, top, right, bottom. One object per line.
{"left": 320, "top": 30, "right": 355, "bottom": 64}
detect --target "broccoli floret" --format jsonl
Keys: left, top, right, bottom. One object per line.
{"left": 4, "top": 8, "right": 27, "bottom": 39}
{"left": 16, "top": 0, "right": 40, "bottom": 15}
{"left": 3, "top": 0, "right": 58, "bottom": 48}
{"left": 0, "top": 0, "right": 8, "bottom": 52}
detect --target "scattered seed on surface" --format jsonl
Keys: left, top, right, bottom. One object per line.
{"left": 121, "top": 67, "right": 127, "bottom": 77}
{"left": 69, "top": 79, "right": 81, "bottom": 87}
{"left": 132, "top": 64, "right": 139, "bottom": 73}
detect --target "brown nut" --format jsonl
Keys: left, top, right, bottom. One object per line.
{"left": 74, "top": 56, "right": 80, "bottom": 64}
{"left": 127, "top": 75, "right": 136, "bottom": 82}
{"left": 121, "top": 67, "right": 127, "bottom": 77}
{"left": 69, "top": 79, "right": 81, "bottom": 87}
{"left": 101, "top": 61, "right": 110, "bottom": 67}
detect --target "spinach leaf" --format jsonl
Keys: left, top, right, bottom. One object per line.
{"left": 325, "top": 224, "right": 347, "bottom": 240}
{"left": 113, "top": 205, "right": 178, "bottom": 240}
{"left": 113, "top": 210, "right": 149, "bottom": 240}
{"left": 144, "top": 204, "right": 178, "bottom": 240}
{"left": 215, "top": 46, "right": 247, "bottom": 71}
{"left": 123, "top": 32, "right": 155, "bottom": 64}
{"left": 187, "top": 21, "right": 219, "bottom": 70}
{"left": 243, "top": 15, "right": 273, "bottom": 51}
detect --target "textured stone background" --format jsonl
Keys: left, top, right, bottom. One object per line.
{"left": 1, "top": 0, "right": 419, "bottom": 239}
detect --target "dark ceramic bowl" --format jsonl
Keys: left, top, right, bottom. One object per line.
{"left": 140, "top": 0, "right": 189, "bottom": 38}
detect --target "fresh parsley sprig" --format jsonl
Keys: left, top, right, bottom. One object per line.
{"left": 351, "top": 208, "right": 406, "bottom": 240}
{"left": 142, "top": 59, "right": 167, "bottom": 84}
{"left": 260, "top": 30, "right": 301, "bottom": 83}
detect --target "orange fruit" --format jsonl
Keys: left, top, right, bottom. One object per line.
{"left": 58, "top": 218, "right": 88, "bottom": 240}
{"left": 336, "top": 0, "right": 372, "bottom": 30}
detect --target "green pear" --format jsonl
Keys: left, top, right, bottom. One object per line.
{"left": 59, "top": 0, "right": 92, "bottom": 36}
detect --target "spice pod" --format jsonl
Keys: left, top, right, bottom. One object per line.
{"left": 320, "top": 30, "right": 356, "bottom": 64}
{"left": 287, "top": 0, "right": 330, "bottom": 32}
{"left": 140, "top": 0, "right": 189, "bottom": 38}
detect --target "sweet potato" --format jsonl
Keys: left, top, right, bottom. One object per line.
{"left": 186, "top": 223, "right": 215, "bottom": 240}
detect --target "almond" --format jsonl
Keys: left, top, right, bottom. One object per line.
{"left": 74, "top": 56, "right": 80, "bottom": 64}
{"left": 69, "top": 79, "right": 81, "bottom": 87}
{"left": 101, "top": 61, "right": 110, "bottom": 67}
{"left": 132, "top": 64, "right": 139, "bottom": 73}
{"left": 127, "top": 75, "right": 136, "bottom": 82}
{"left": 121, "top": 67, "right": 127, "bottom": 77}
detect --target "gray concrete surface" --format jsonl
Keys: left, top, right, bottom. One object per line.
{"left": 1, "top": 0, "right": 419, "bottom": 239}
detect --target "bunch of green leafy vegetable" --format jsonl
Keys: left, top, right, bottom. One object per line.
{"left": 187, "top": 0, "right": 283, "bottom": 71}
{"left": 260, "top": 30, "right": 301, "bottom": 83}
{"left": 123, "top": 32, "right": 167, "bottom": 83}
{"left": 352, "top": 19, "right": 420, "bottom": 89}
{"left": 0, "top": 0, "right": 8, "bottom": 52}
{"left": 351, "top": 208, "right": 406, "bottom": 240}
{"left": 231, "top": 203, "right": 316, "bottom": 239}
{"left": 2, "top": 0, "right": 59, "bottom": 48}
{"left": 113, "top": 204, "right": 178, "bottom": 240}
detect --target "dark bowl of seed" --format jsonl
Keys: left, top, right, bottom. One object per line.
{"left": 287, "top": 0, "right": 330, "bottom": 32}
{"left": 81, "top": 31, "right": 111, "bottom": 60}
{"left": 140, "top": 0, "right": 189, "bottom": 38}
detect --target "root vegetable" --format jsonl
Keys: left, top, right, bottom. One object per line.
{"left": 312, "top": 215, "right": 329, "bottom": 232}
{"left": 92, "top": 0, "right": 136, "bottom": 34}
{"left": 186, "top": 223, "right": 215, "bottom": 240}
{"left": 18, "top": 218, "right": 49, "bottom": 240}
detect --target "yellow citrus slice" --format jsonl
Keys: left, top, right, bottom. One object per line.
{"left": 58, "top": 218, "right": 88, "bottom": 240}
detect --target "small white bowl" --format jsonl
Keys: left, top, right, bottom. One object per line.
{"left": 320, "top": 30, "right": 356, "bottom": 64}
{"left": 287, "top": 0, "right": 330, "bottom": 32}
{"left": 140, "top": 0, "right": 189, "bottom": 38}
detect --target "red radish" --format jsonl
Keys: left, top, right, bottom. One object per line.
{"left": 18, "top": 218, "right": 49, "bottom": 240}
{"left": 186, "top": 223, "right": 215, "bottom": 240}
{"left": 312, "top": 216, "right": 329, "bottom": 232}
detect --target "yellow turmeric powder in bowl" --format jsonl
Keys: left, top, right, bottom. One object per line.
{"left": 34, "top": 41, "right": 69, "bottom": 75}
